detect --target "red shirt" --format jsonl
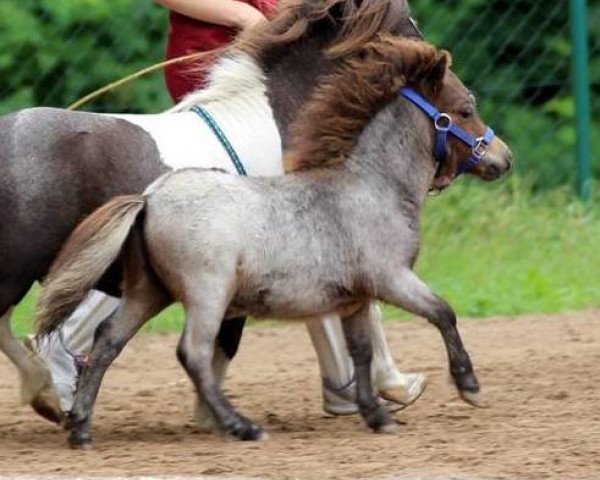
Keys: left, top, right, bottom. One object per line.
{"left": 164, "top": 0, "right": 278, "bottom": 102}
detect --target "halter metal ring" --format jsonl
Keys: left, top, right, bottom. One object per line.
{"left": 472, "top": 138, "right": 488, "bottom": 159}
{"left": 434, "top": 113, "right": 452, "bottom": 132}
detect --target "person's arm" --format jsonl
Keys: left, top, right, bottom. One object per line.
{"left": 154, "top": 0, "right": 266, "bottom": 30}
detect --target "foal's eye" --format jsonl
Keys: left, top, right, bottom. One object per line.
{"left": 458, "top": 107, "right": 475, "bottom": 119}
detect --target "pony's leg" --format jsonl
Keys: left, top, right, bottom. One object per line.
{"left": 67, "top": 235, "right": 170, "bottom": 448}
{"left": 67, "top": 286, "right": 168, "bottom": 448}
{"left": 216, "top": 317, "right": 246, "bottom": 361}
{"left": 34, "top": 291, "right": 120, "bottom": 412}
{"left": 381, "top": 269, "right": 484, "bottom": 407}
{"left": 51, "top": 291, "right": 120, "bottom": 353}
{"left": 305, "top": 315, "right": 356, "bottom": 415}
{"left": 341, "top": 305, "right": 397, "bottom": 433}
{"left": 368, "top": 303, "right": 428, "bottom": 405}
{"left": 178, "top": 293, "right": 264, "bottom": 441}
{"left": 0, "top": 306, "right": 62, "bottom": 423}
{"left": 306, "top": 308, "right": 426, "bottom": 414}
{"left": 193, "top": 317, "right": 246, "bottom": 431}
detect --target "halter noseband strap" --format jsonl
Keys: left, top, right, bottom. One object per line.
{"left": 399, "top": 86, "right": 495, "bottom": 176}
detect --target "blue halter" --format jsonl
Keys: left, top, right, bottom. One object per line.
{"left": 399, "top": 87, "right": 495, "bottom": 175}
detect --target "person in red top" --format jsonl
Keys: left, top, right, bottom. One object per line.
{"left": 157, "top": 0, "right": 276, "bottom": 102}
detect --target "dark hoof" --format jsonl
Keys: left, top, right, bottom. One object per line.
{"left": 65, "top": 409, "right": 87, "bottom": 431}
{"left": 226, "top": 417, "right": 266, "bottom": 441}
{"left": 453, "top": 370, "right": 488, "bottom": 408}
{"left": 31, "top": 396, "right": 63, "bottom": 425}
{"left": 68, "top": 431, "right": 93, "bottom": 449}
{"left": 362, "top": 405, "right": 395, "bottom": 433}
{"left": 453, "top": 370, "right": 480, "bottom": 393}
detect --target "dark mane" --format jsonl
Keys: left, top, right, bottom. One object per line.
{"left": 238, "top": 0, "right": 417, "bottom": 58}
{"left": 284, "top": 37, "right": 450, "bottom": 172}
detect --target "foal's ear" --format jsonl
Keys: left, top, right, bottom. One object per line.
{"left": 424, "top": 50, "right": 451, "bottom": 93}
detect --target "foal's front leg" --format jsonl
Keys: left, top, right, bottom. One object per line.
{"left": 381, "top": 269, "right": 485, "bottom": 407}
{"left": 193, "top": 317, "right": 247, "bottom": 431}
{"left": 342, "top": 305, "right": 397, "bottom": 433}
{"left": 178, "top": 296, "right": 265, "bottom": 441}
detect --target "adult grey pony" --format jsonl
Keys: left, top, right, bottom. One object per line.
{"left": 0, "top": 0, "right": 424, "bottom": 422}
{"left": 36, "top": 36, "right": 512, "bottom": 447}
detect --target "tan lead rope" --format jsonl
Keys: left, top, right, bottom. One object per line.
{"left": 66, "top": 50, "right": 216, "bottom": 111}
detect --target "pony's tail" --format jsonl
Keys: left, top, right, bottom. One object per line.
{"left": 35, "top": 195, "right": 146, "bottom": 336}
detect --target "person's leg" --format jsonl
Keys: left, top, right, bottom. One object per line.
{"left": 34, "top": 290, "right": 120, "bottom": 412}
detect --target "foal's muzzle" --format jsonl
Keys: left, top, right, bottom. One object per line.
{"left": 479, "top": 138, "right": 513, "bottom": 181}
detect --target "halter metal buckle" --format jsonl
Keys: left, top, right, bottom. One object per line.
{"left": 472, "top": 138, "right": 488, "bottom": 159}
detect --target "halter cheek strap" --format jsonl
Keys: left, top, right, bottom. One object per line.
{"left": 398, "top": 87, "right": 495, "bottom": 176}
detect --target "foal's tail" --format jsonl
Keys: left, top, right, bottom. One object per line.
{"left": 35, "top": 195, "right": 146, "bottom": 336}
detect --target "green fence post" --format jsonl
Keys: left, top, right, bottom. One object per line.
{"left": 570, "top": 0, "right": 592, "bottom": 201}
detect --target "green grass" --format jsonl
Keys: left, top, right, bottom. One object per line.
{"left": 414, "top": 178, "right": 600, "bottom": 317}
{"left": 10, "top": 178, "right": 600, "bottom": 337}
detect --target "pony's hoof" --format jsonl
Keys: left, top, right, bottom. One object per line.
{"left": 454, "top": 370, "right": 480, "bottom": 391}
{"left": 364, "top": 405, "right": 394, "bottom": 432}
{"left": 380, "top": 372, "right": 428, "bottom": 410}
{"left": 30, "top": 393, "right": 63, "bottom": 425}
{"left": 22, "top": 336, "right": 64, "bottom": 424}
{"left": 374, "top": 421, "right": 400, "bottom": 435}
{"left": 68, "top": 431, "right": 93, "bottom": 450}
{"left": 255, "top": 430, "right": 270, "bottom": 441}
{"left": 227, "top": 418, "right": 266, "bottom": 441}
{"left": 460, "top": 390, "right": 489, "bottom": 408}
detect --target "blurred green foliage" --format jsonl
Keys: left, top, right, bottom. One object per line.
{"left": 411, "top": 0, "right": 600, "bottom": 190}
{"left": 0, "top": 0, "right": 598, "bottom": 188}
{"left": 0, "top": 0, "right": 170, "bottom": 114}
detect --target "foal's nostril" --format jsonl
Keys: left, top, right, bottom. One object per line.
{"left": 487, "top": 164, "right": 501, "bottom": 177}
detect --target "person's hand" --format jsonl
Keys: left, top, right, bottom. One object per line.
{"left": 234, "top": 3, "right": 266, "bottom": 30}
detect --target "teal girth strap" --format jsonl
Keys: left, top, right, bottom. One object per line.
{"left": 191, "top": 105, "right": 248, "bottom": 176}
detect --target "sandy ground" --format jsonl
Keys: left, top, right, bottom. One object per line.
{"left": 1, "top": 310, "right": 600, "bottom": 479}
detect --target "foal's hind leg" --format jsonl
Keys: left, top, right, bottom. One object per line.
{"left": 178, "top": 289, "right": 264, "bottom": 441}
{"left": 67, "top": 295, "right": 168, "bottom": 447}
{"left": 67, "top": 236, "right": 170, "bottom": 448}
{"left": 381, "top": 269, "right": 485, "bottom": 407}
{"left": 342, "top": 305, "right": 397, "bottom": 433}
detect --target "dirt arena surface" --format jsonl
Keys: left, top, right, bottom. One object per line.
{"left": 1, "top": 310, "right": 599, "bottom": 479}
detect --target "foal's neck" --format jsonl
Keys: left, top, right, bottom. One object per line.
{"left": 342, "top": 103, "right": 436, "bottom": 209}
